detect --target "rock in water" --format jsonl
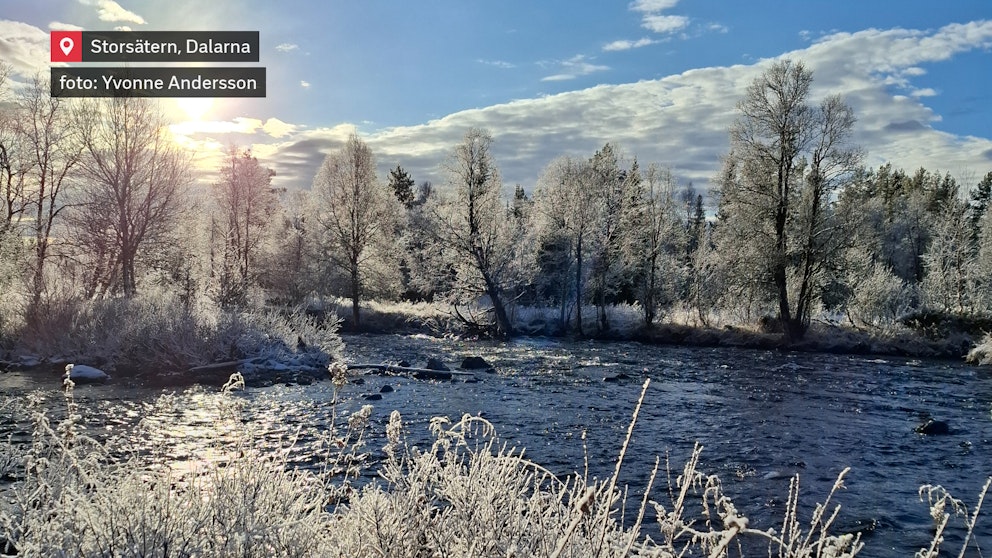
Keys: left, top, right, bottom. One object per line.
{"left": 380, "top": 384, "right": 394, "bottom": 393}
{"left": 64, "top": 364, "right": 110, "bottom": 384}
{"left": 425, "top": 358, "right": 450, "bottom": 371}
{"left": 364, "top": 393, "right": 383, "bottom": 401}
{"left": 460, "top": 356, "right": 493, "bottom": 370}
{"left": 915, "top": 419, "right": 950, "bottom": 435}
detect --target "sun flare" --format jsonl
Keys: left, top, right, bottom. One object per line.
{"left": 174, "top": 98, "right": 215, "bottom": 122}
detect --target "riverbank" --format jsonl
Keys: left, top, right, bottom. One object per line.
{"left": 326, "top": 298, "right": 981, "bottom": 362}
{"left": 1, "top": 296, "right": 985, "bottom": 387}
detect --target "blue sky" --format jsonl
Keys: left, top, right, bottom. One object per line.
{"left": 2, "top": 0, "right": 991, "bottom": 194}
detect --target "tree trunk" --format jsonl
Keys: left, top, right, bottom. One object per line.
{"left": 351, "top": 263, "right": 361, "bottom": 328}
{"left": 575, "top": 230, "right": 583, "bottom": 336}
{"left": 482, "top": 271, "right": 514, "bottom": 337}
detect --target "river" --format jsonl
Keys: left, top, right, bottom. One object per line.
{"left": 2, "top": 333, "right": 991, "bottom": 556}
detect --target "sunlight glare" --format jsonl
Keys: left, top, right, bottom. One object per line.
{"left": 175, "top": 98, "right": 215, "bottom": 122}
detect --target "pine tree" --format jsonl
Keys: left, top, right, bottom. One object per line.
{"left": 388, "top": 165, "right": 416, "bottom": 209}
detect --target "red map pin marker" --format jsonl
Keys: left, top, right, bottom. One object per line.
{"left": 51, "top": 31, "right": 82, "bottom": 62}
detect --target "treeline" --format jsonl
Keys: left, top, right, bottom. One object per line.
{"left": 2, "top": 61, "right": 992, "bottom": 352}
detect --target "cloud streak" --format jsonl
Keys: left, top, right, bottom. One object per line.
{"left": 77, "top": 0, "right": 146, "bottom": 25}
{"left": 603, "top": 37, "right": 658, "bottom": 52}
{"left": 540, "top": 55, "right": 610, "bottom": 82}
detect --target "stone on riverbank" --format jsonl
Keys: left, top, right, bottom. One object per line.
{"left": 64, "top": 364, "right": 110, "bottom": 384}
{"left": 425, "top": 358, "right": 450, "bottom": 371}
{"left": 460, "top": 356, "right": 493, "bottom": 370}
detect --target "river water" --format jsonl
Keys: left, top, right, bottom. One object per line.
{"left": 2, "top": 333, "right": 991, "bottom": 556}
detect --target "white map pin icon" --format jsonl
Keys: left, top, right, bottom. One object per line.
{"left": 59, "top": 37, "right": 74, "bottom": 56}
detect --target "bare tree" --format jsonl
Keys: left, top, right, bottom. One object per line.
{"left": 923, "top": 196, "right": 975, "bottom": 313}
{"left": 264, "top": 189, "right": 316, "bottom": 305}
{"left": 719, "top": 59, "right": 860, "bottom": 340}
{"left": 0, "top": 63, "right": 29, "bottom": 234}
{"left": 624, "top": 163, "right": 682, "bottom": 326}
{"left": 17, "top": 76, "right": 83, "bottom": 307}
{"left": 432, "top": 128, "right": 517, "bottom": 337}
{"left": 311, "top": 133, "right": 397, "bottom": 327}
{"left": 210, "top": 146, "right": 278, "bottom": 306}
{"left": 587, "top": 144, "right": 637, "bottom": 333}
{"left": 73, "top": 97, "right": 192, "bottom": 297}
{"left": 0, "top": 63, "right": 28, "bottom": 298}
{"left": 534, "top": 155, "right": 596, "bottom": 334}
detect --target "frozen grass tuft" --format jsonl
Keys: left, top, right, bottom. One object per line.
{"left": 12, "top": 290, "right": 342, "bottom": 373}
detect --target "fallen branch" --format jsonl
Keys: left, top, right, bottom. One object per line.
{"left": 188, "top": 359, "right": 253, "bottom": 374}
{"left": 346, "top": 363, "right": 475, "bottom": 379}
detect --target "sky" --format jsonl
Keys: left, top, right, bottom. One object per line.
{"left": 1, "top": 0, "right": 991, "bottom": 197}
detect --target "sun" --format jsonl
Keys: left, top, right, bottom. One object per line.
{"left": 174, "top": 98, "right": 215, "bottom": 122}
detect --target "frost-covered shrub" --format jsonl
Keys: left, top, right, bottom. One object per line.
{"left": 846, "top": 262, "right": 914, "bottom": 330}
{"left": 967, "top": 333, "right": 992, "bottom": 365}
{"left": 13, "top": 290, "right": 342, "bottom": 373}
{"left": 217, "top": 305, "right": 342, "bottom": 368}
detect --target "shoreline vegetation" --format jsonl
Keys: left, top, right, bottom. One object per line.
{"left": 1, "top": 375, "right": 988, "bottom": 557}
{"left": 1, "top": 294, "right": 990, "bottom": 385}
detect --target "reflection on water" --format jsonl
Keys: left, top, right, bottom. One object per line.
{"left": 2, "top": 333, "right": 991, "bottom": 556}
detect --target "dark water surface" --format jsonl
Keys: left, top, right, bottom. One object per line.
{"left": 2, "top": 333, "right": 991, "bottom": 556}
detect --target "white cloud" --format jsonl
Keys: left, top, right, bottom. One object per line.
{"left": 0, "top": 20, "right": 49, "bottom": 77}
{"left": 641, "top": 14, "right": 689, "bottom": 34}
{"left": 49, "top": 21, "right": 84, "bottom": 31}
{"left": 276, "top": 43, "right": 299, "bottom": 53}
{"left": 170, "top": 117, "right": 266, "bottom": 137}
{"left": 627, "top": 0, "right": 690, "bottom": 36}
{"left": 911, "top": 88, "right": 938, "bottom": 98}
{"left": 603, "top": 37, "right": 658, "bottom": 52}
{"left": 77, "top": 0, "right": 146, "bottom": 25}
{"left": 629, "top": 0, "right": 679, "bottom": 13}
{"left": 300, "top": 80, "right": 311, "bottom": 89}
{"left": 478, "top": 59, "right": 516, "bottom": 69}
{"left": 262, "top": 118, "right": 298, "bottom": 138}
{"left": 541, "top": 54, "right": 609, "bottom": 82}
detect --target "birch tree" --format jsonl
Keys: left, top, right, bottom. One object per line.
{"left": 73, "top": 97, "right": 192, "bottom": 297}
{"left": 533, "top": 155, "right": 596, "bottom": 334}
{"left": 311, "top": 133, "right": 397, "bottom": 328}
{"left": 432, "top": 128, "right": 517, "bottom": 337}
{"left": 0, "top": 63, "right": 27, "bottom": 297}
{"left": 18, "top": 77, "right": 83, "bottom": 307}
{"left": 210, "top": 146, "right": 278, "bottom": 306}
{"left": 718, "top": 59, "right": 860, "bottom": 340}
{"left": 624, "top": 164, "right": 682, "bottom": 325}
{"left": 922, "top": 197, "right": 975, "bottom": 313}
